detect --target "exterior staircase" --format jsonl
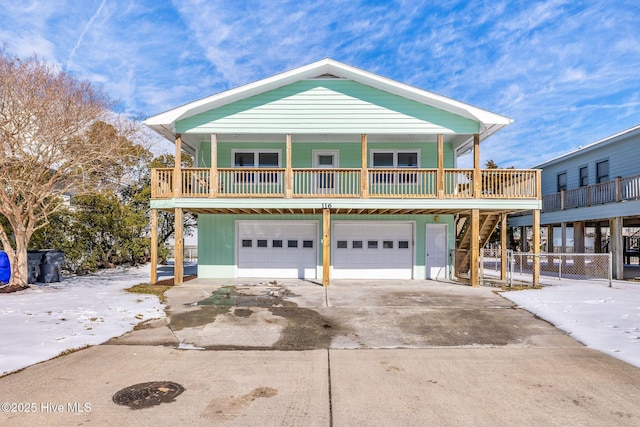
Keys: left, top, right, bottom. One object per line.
{"left": 455, "top": 213, "right": 502, "bottom": 275}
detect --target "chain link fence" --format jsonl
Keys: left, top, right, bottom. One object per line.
{"left": 479, "top": 250, "right": 612, "bottom": 287}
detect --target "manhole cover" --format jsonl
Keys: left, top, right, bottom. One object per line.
{"left": 113, "top": 381, "right": 185, "bottom": 409}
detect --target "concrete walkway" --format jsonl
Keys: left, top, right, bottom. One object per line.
{"left": 2, "top": 279, "right": 640, "bottom": 426}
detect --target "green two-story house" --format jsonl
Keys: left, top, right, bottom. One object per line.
{"left": 145, "top": 59, "right": 542, "bottom": 286}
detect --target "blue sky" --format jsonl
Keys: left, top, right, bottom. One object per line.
{"left": 1, "top": 0, "right": 639, "bottom": 167}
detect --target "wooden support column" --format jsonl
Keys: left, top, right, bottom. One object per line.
{"left": 547, "top": 224, "right": 555, "bottom": 268}
{"left": 500, "top": 212, "right": 508, "bottom": 280}
{"left": 322, "top": 208, "right": 331, "bottom": 286}
{"left": 210, "top": 133, "right": 218, "bottom": 197}
{"left": 574, "top": 221, "right": 585, "bottom": 270}
{"left": 361, "top": 134, "right": 369, "bottom": 198}
{"left": 285, "top": 134, "right": 293, "bottom": 198}
{"left": 520, "top": 226, "right": 528, "bottom": 252}
{"left": 595, "top": 224, "right": 602, "bottom": 253}
{"left": 150, "top": 209, "right": 158, "bottom": 285}
{"left": 573, "top": 222, "right": 585, "bottom": 253}
{"left": 470, "top": 209, "right": 480, "bottom": 287}
{"left": 437, "top": 134, "right": 444, "bottom": 198}
{"left": 174, "top": 134, "right": 182, "bottom": 197}
{"left": 610, "top": 217, "right": 624, "bottom": 279}
{"left": 533, "top": 209, "right": 541, "bottom": 287}
{"left": 473, "top": 134, "right": 481, "bottom": 198}
{"left": 547, "top": 225, "right": 554, "bottom": 253}
{"left": 174, "top": 208, "right": 184, "bottom": 285}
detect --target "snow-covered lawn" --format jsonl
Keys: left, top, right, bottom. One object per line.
{"left": 502, "top": 281, "right": 640, "bottom": 368}
{"left": 0, "top": 264, "right": 164, "bottom": 376}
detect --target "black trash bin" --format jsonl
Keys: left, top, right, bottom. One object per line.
{"left": 27, "top": 250, "right": 43, "bottom": 284}
{"left": 40, "top": 250, "right": 64, "bottom": 283}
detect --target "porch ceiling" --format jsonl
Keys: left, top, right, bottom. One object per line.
{"left": 156, "top": 207, "right": 528, "bottom": 216}
{"left": 180, "top": 132, "right": 473, "bottom": 152}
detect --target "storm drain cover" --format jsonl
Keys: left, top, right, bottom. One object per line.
{"left": 113, "top": 381, "right": 185, "bottom": 409}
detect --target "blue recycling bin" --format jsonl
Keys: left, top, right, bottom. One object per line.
{"left": 0, "top": 251, "right": 10, "bottom": 284}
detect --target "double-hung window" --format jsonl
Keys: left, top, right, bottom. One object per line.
{"left": 557, "top": 172, "right": 567, "bottom": 192}
{"left": 371, "top": 150, "right": 419, "bottom": 183}
{"left": 579, "top": 166, "right": 588, "bottom": 187}
{"left": 596, "top": 160, "right": 609, "bottom": 184}
{"left": 233, "top": 150, "right": 281, "bottom": 183}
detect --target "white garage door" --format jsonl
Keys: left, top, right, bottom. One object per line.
{"left": 333, "top": 222, "right": 414, "bottom": 279}
{"left": 237, "top": 221, "right": 317, "bottom": 279}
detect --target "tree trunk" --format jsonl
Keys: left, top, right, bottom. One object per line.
{"left": 2, "top": 229, "right": 30, "bottom": 292}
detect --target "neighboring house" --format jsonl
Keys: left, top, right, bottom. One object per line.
{"left": 144, "top": 59, "right": 541, "bottom": 285}
{"left": 509, "top": 124, "right": 640, "bottom": 279}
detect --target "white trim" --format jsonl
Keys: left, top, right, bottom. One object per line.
{"left": 144, "top": 58, "right": 512, "bottom": 142}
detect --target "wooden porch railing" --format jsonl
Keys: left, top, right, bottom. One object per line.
{"left": 541, "top": 174, "right": 640, "bottom": 212}
{"left": 151, "top": 167, "right": 540, "bottom": 199}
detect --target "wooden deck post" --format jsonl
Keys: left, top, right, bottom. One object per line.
{"left": 174, "top": 208, "right": 184, "bottom": 285}
{"left": 285, "top": 134, "right": 293, "bottom": 198}
{"left": 533, "top": 209, "right": 540, "bottom": 287}
{"left": 500, "top": 212, "right": 507, "bottom": 280}
{"left": 174, "top": 134, "right": 182, "bottom": 197}
{"left": 610, "top": 216, "right": 623, "bottom": 279}
{"left": 473, "top": 134, "right": 481, "bottom": 198}
{"left": 210, "top": 133, "right": 218, "bottom": 197}
{"left": 322, "top": 208, "right": 331, "bottom": 286}
{"left": 573, "top": 222, "right": 585, "bottom": 253}
{"left": 437, "top": 134, "right": 444, "bottom": 198}
{"left": 470, "top": 209, "right": 480, "bottom": 287}
{"left": 150, "top": 209, "right": 158, "bottom": 285}
{"left": 361, "top": 134, "right": 369, "bottom": 198}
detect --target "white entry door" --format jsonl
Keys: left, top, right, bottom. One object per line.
{"left": 237, "top": 221, "right": 317, "bottom": 279}
{"left": 426, "top": 224, "right": 448, "bottom": 280}
{"left": 333, "top": 222, "right": 414, "bottom": 279}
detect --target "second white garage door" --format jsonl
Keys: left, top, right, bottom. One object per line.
{"left": 333, "top": 222, "right": 414, "bottom": 279}
{"left": 237, "top": 221, "right": 317, "bottom": 279}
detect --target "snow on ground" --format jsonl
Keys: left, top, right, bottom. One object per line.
{"left": 0, "top": 264, "right": 164, "bottom": 376}
{"left": 502, "top": 280, "right": 640, "bottom": 368}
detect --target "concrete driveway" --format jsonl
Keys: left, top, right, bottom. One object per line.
{"left": 127, "top": 278, "right": 578, "bottom": 350}
{"left": 2, "top": 279, "right": 640, "bottom": 426}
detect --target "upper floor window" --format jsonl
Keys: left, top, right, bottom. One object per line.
{"left": 233, "top": 150, "right": 280, "bottom": 168}
{"left": 596, "top": 160, "right": 609, "bottom": 183}
{"left": 557, "top": 172, "right": 567, "bottom": 192}
{"left": 579, "top": 166, "right": 588, "bottom": 187}
{"left": 232, "top": 150, "right": 281, "bottom": 183}
{"left": 372, "top": 150, "right": 419, "bottom": 168}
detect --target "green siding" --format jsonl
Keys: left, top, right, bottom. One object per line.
{"left": 196, "top": 141, "right": 455, "bottom": 168}
{"left": 176, "top": 80, "right": 480, "bottom": 135}
{"left": 197, "top": 213, "right": 455, "bottom": 277}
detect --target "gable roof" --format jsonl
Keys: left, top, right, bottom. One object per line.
{"left": 534, "top": 124, "right": 640, "bottom": 168}
{"left": 144, "top": 58, "right": 512, "bottom": 147}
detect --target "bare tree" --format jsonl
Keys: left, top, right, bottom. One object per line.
{"left": 0, "top": 52, "right": 144, "bottom": 292}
